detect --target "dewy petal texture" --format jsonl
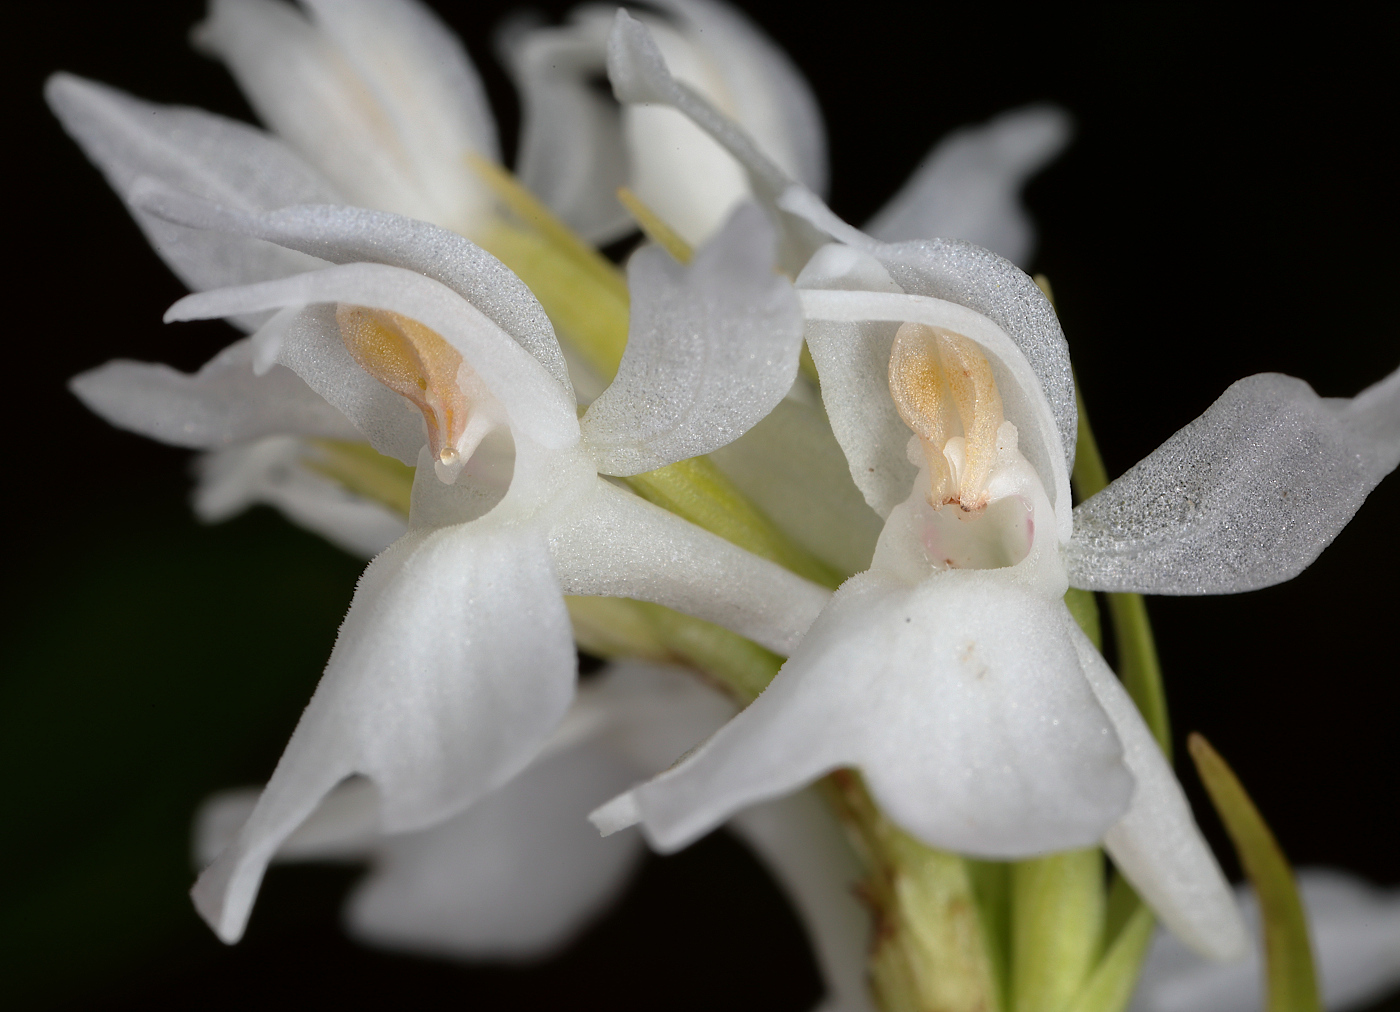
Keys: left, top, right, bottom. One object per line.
{"left": 863, "top": 105, "right": 1072, "bottom": 267}
{"left": 44, "top": 74, "right": 332, "bottom": 318}
{"left": 132, "top": 185, "right": 572, "bottom": 390}
{"left": 1130, "top": 869, "right": 1400, "bottom": 1012}
{"left": 68, "top": 334, "right": 360, "bottom": 449}
{"left": 609, "top": 568, "right": 1132, "bottom": 857}
{"left": 193, "top": 518, "right": 576, "bottom": 943}
{"left": 1067, "top": 622, "right": 1247, "bottom": 961}
{"left": 1067, "top": 367, "right": 1400, "bottom": 593}
{"left": 581, "top": 203, "right": 804, "bottom": 475}
{"left": 194, "top": 0, "right": 494, "bottom": 231}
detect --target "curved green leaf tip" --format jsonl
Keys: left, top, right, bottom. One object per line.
{"left": 1187, "top": 733, "right": 1321, "bottom": 1012}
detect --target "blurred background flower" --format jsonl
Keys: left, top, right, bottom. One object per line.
{"left": 6, "top": 2, "right": 1395, "bottom": 1009}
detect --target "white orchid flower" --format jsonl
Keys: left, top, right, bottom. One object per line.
{"left": 194, "top": 662, "right": 874, "bottom": 1011}
{"left": 71, "top": 181, "right": 831, "bottom": 944}
{"left": 594, "top": 11, "right": 1400, "bottom": 963}
{"left": 1130, "top": 868, "right": 1400, "bottom": 1012}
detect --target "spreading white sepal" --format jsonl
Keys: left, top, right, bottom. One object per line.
{"left": 864, "top": 105, "right": 1072, "bottom": 268}
{"left": 194, "top": 0, "right": 496, "bottom": 234}
{"left": 1068, "top": 366, "right": 1400, "bottom": 594}
{"left": 193, "top": 437, "right": 407, "bottom": 560}
{"left": 68, "top": 332, "right": 360, "bottom": 450}
{"left": 595, "top": 456, "right": 1135, "bottom": 859}
{"left": 582, "top": 202, "right": 804, "bottom": 475}
{"left": 1130, "top": 869, "right": 1400, "bottom": 1012}
{"left": 1066, "top": 620, "right": 1248, "bottom": 961}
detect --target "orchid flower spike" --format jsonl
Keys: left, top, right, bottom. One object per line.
{"left": 595, "top": 16, "right": 1400, "bottom": 963}
{"left": 70, "top": 185, "right": 829, "bottom": 944}
{"left": 195, "top": 662, "right": 874, "bottom": 1012}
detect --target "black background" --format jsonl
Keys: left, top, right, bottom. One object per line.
{"left": 4, "top": 2, "right": 1396, "bottom": 1009}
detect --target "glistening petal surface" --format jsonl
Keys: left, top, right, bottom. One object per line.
{"left": 610, "top": 569, "right": 1132, "bottom": 857}
{"left": 191, "top": 516, "right": 576, "bottom": 943}
{"left": 864, "top": 105, "right": 1072, "bottom": 267}
{"left": 132, "top": 184, "right": 571, "bottom": 390}
{"left": 581, "top": 203, "right": 804, "bottom": 474}
{"left": 1067, "top": 367, "right": 1400, "bottom": 593}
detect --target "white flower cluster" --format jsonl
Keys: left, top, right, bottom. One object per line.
{"left": 50, "top": 1, "right": 1400, "bottom": 1008}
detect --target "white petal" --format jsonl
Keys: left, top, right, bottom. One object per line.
{"left": 1130, "top": 869, "right": 1400, "bottom": 1012}
{"left": 345, "top": 745, "right": 645, "bottom": 961}
{"left": 548, "top": 478, "right": 831, "bottom": 655}
{"left": 798, "top": 280, "right": 1073, "bottom": 542}
{"left": 499, "top": 9, "right": 633, "bottom": 243}
{"left": 45, "top": 73, "right": 332, "bottom": 326}
{"left": 864, "top": 105, "right": 1072, "bottom": 267}
{"left": 709, "top": 398, "right": 883, "bottom": 577}
{"left": 299, "top": 0, "right": 498, "bottom": 229}
{"left": 166, "top": 263, "right": 580, "bottom": 452}
{"left": 645, "top": 0, "right": 827, "bottom": 196}
{"left": 194, "top": 0, "right": 490, "bottom": 231}
{"left": 607, "top": 1, "right": 826, "bottom": 248}
{"left": 192, "top": 438, "right": 407, "bottom": 559}
{"left": 132, "top": 183, "right": 573, "bottom": 391}
{"left": 1067, "top": 367, "right": 1400, "bottom": 593}
{"left": 608, "top": 567, "right": 1132, "bottom": 857}
{"left": 730, "top": 790, "right": 876, "bottom": 1012}
{"left": 581, "top": 204, "right": 804, "bottom": 474}
{"left": 69, "top": 332, "right": 361, "bottom": 449}
{"left": 1066, "top": 619, "right": 1248, "bottom": 961}
{"left": 606, "top": 9, "right": 829, "bottom": 269}
{"left": 191, "top": 516, "right": 576, "bottom": 943}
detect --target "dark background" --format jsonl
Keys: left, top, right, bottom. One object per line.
{"left": 5, "top": 2, "right": 1395, "bottom": 1008}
